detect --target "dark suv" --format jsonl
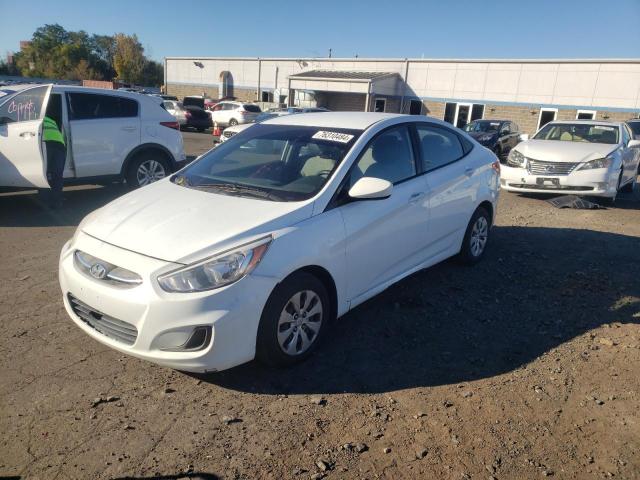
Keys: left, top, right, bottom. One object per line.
{"left": 463, "top": 120, "right": 521, "bottom": 160}
{"left": 626, "top": 119, "right": 640, "bottom": 139}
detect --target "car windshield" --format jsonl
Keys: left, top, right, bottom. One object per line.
{"left": 464, "top": 121, "right": 501, "bottom": 133}
{"left": 534, "top": 123, "right": 619, "bottom": 144}
{"left": 173, "top": 124, "right": 361, "bottom": 201}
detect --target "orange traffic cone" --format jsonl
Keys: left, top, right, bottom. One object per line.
{"left": 213, "top": 122, "right": 221, "bottom": 137}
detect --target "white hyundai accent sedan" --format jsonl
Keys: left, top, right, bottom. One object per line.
{"left": 59, "top": 112, "right": 500, "bottom": 372}
{"left": 501, "top": 120, "right": 640, "bottom": 200}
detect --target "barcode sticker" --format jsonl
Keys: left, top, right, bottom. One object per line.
{"left": 312, "top": 131, "right": 354, "bottom": 143}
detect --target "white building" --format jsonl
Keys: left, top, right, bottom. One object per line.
{"left": 165, "top": 57, "right": 640, "bottom": 134}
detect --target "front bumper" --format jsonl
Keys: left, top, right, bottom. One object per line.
{"left": 500, "top": 165, "right": 617, "bottom": 197}
{"left": 58, "top": 233, "right": 277, "bottom": 372}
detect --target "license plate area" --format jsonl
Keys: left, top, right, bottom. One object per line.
{"left": 536, "top": 177, "right": 560, "bottom": 187}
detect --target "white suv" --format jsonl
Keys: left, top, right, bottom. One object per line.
{"left": 0, "top": 84, "right": 186, "bottom": 189}
{"left": 209, "top": 101, "right": 261, "bottom": 127}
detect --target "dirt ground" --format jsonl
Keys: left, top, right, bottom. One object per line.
{"left": 1, "top": 131, "right": 639, "bottom": 480}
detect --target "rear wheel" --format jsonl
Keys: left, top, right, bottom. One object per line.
{"left": 126, "top": 152, "right": 169, "bottom": 188}
{"left": 229, "top": 118, "right": 238, "bottom": 126}
{"left": 256, "top": 272, "right": 330, "bottom": 367}
{"left": 458, "top": 206, "right": 491, "bottom": 265}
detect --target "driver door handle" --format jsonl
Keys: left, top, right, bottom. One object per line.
{"left": 19, "top": 131, "right": 36, "bottom": 138}
{"left": 409, "top": 192, "right": 425, "bottom": 203}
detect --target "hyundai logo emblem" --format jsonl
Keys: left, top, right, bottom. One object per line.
{"left": 89, "top": 263, "right": 107, "bottom": 279}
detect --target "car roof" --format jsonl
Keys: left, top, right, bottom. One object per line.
{"left": 264, "top": 111, "right": 404, "bottom": 130}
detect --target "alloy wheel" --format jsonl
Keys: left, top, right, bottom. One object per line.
{"left": 470, "top": 216, "right": 488, "bottom": 257}
{"left": 277, "top": 290, "right": 323, "bottom": 356}
{"left": 136, "top": 160, "right": 166, "bottom": 186}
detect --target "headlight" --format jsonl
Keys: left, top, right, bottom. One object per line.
{"left": 158, "top": 236, "right": 272, "bottom": 293}
{"left": 579, "top": 157, "right": 612, "bottom": 170}
{"left": 507, "top": 149, "right": 525, "bottom": 167}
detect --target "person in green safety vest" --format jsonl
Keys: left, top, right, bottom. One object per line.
{"left": 43, "top": 115, "right": 66, "bottom": 208}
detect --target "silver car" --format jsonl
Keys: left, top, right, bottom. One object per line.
{"left": 163, "top": 100, "right": 187, "bottom": 126}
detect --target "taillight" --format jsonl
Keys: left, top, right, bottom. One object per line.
{"left": 160, "top": 121, "right": 180, "bottom": 130}
{"left": 491, "top": 159, "right": 501, "bottom": 175}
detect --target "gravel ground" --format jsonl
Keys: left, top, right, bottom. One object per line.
{"left": 1, "top": 131, "right": 639, "bottom": 480}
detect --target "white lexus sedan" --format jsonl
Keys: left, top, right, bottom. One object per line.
{"left": 501, "top": 120, "right": 640, "bottom": 200}
{"left": 59, "top": 112, "right": 500, "bottom": 372}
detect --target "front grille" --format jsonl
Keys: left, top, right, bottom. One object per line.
{"left": 223, "top": 130, "right": 236, "bottom": 138}
{"left": 68, "top": 294, "right": 138, "bottom": 346}
{"left": 527, "top": 158, "right": 579, "bottom": 176}
{"left": 507, "top": 183, "right": 594, "bottom": 191}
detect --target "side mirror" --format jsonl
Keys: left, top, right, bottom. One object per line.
{"left": 348, "top": 177, "right": 393, "bottom": 200}
{"left": 627, "top": 139, "right": 640, "bottom": 148}
{"left": 518, "top": 133, "right": 529, "bottom": 142}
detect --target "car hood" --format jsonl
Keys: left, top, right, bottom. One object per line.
{"left": 80, "top": 180, "right": 313, "bottom": 264}
{"left": 515, "top": 139, "right": 617, "bottom": 163}
{"left": 467, "top": 131, "right": 497, "bottom": 141}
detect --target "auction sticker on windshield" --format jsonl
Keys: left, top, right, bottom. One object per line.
{"left": 312, "top": 131, "right": 354, "bottom": 143}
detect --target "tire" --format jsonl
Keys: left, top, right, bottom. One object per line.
{"left": 229, "top": 118, "right": 238, "bottom": 126}
{"left": 256, "top": 272, "right": 330, "bottom": 367}
{"left": 125, "top": 152, "right": 169, "bottom": 188}
{"left": 458, "top": 206, "right": 491, "bottom": 265}
{"left": 620, "top": 173, "right": 636, "bottom": 193}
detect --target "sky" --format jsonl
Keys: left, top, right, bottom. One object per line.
{"left": 1, "top": 0, "right": 639, "bottom": 61}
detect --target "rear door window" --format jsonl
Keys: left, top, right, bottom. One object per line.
{"left": 67, "top": 93, "right": 138, "bottom": 120}
{"left": 416, "top": 124, "right": 466, "bottom": 172}
{"left": 243, "top": 104, "right": 262, "bottom": 113}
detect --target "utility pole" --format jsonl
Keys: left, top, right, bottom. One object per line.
{"left": 328, "top": 48, "right": 332, "bottom": 58}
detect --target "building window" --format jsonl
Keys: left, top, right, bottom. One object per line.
{"left": 444, "top": 102, "right": 484, "bottom": 128}
{"left": 537, "top": 108, "right": 557, "bottom": 130}
{"left": 219, "top": 71, "right": 233, "bottom": 98}
{"left": 576, "top": 109, "right": 596, "bottom": 120}
{"left": 409, "top": 100, "right": 423, "bottom": 115}
{"left": 471, "top": 104, "right": 485, "bottom": 121}
{"left": 374, "top": 98, "right": 386, "bottom": 113}
{"left": 261, "top": 91, "right": 272, "bottom": 102}
{"left": 444, "top": 103, "right": 456, "bottom": 124}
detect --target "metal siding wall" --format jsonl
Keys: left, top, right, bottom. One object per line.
{"left": 166, "top": 58, "right": 640, "bottom": 110}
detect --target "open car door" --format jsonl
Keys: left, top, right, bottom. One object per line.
{"left": 0, "top": 84, "right": 53, "bottom": 188}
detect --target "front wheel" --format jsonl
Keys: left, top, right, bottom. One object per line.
{"left": 256, "top": 272, "right": 330, "bottom": 367}
{"left": 126, "top": 153, "right": 169, "bottom": 188}
{"left": 229, "top": 118, "right": 238, "bottom": 126}
{"left": 458, "top": 206, "right": 491, "bottom": 265}
{"left": 620, "top": 173, "right": 637, "bottom": 193}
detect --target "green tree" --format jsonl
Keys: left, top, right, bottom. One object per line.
{"left": 113, "top": 33, "right": 145, "bottom": 84}
{"left": 141, "top": 60, "right": 163, "bottom": 87}
{"left": 11, "top": 24, "right": 160, "bottom": 84}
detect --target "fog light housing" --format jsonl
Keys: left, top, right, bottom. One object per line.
{"left": 158, "top": 326, "right": 212, "bottom": 352}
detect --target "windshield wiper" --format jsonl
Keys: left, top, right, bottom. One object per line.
{"left": 190, "top": 182, "right": 283, "bottom": 201}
